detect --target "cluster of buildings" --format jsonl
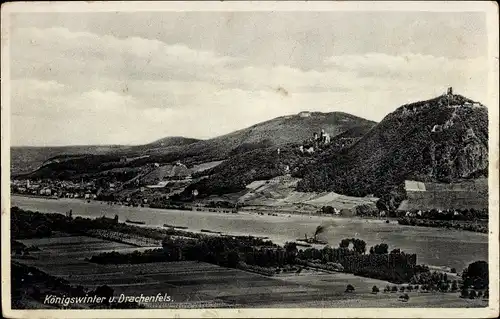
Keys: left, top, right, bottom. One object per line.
{"left": 298, "top": 129, "right": 332, "bottom": 154}
{"left": 10, "top": 179, "right": 116, "bottom": 200}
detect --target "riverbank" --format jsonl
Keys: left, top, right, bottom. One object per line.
{"left": 10, "top": 195, "right": 488, "bottom": 271}
{"left": 398, "top": 217, "right": 488, "bottom": 233}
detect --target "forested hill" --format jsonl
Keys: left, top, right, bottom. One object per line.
{"left": 14, "top": 112, "right": 376, "bottom": 180}
{"left": 297, "top": 92, "right": 488, "bottom": 210}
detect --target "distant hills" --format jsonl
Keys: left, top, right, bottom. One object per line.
{"left": 12, "top": 111, "right": 376, "bottom": 179}
{"left": 10, "top": 145, "right": 125, "bottom": 175}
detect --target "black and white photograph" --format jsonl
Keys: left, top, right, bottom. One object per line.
{"left": 1, "top": 1, "right": 499, "bottom": 318}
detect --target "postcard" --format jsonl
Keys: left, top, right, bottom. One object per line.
{"left": 1, "top": 1, "right": 498, "bottom": 318}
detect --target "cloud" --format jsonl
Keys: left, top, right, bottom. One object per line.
{"left": 9, "top": 27, "right": 489, "bottom": 146}
{"left": 325, "top": 52, "right": 488, "bottom": 85}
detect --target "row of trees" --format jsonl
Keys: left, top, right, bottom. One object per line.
{"left": 339, "top": 238, "right": 367, "bottom": 254}
{"left": 398, "top": 217, "right": 487, "bottom": 233}
{"left": 11, "top": 207, "right": 277, "bottom": 248}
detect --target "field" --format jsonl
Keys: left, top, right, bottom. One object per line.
{"left": 13, "top": 234, "right": 487, "bottom": 308}
{"left": 240, "top": 176, "right": 378, "bottom": 211}
{"left": 401, "top": 178, "right": 488, "bottom": 211}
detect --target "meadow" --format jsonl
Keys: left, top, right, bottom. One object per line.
{"left": 13, "top": 234, "right": 487, "bottom": 308}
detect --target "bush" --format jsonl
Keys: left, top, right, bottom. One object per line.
{"left": 469, "top": 290, "right": 478, "bottom": 299}
{"left": 460, "top": 288, "right": 469, "bottom": 298}
{"left": 483, "top": 289, "right": 489, "bottom": 299}
{"left": 372, "top": 286, "right": 380, "bottom": 294}
{"left": 345, "top": 284, "right": 355, "bottom": 293}
{"left": 370, "top": 243, "right": 389, "bottom": 255}
{"left": 462, "top": 261, "right": 488, "bottom": 289}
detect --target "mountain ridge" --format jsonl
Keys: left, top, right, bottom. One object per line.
{"left": 13, "top": 111, "right": 376, "bottom": 179}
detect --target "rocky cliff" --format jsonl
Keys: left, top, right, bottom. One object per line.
{"left": 297, "top": 91, "right": 488, "bottom": 209}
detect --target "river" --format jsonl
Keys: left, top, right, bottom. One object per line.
{"left": 10, "top": 195, "right": 488, "bottom": 271}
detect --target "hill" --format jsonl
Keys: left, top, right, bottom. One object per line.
{"left": 135, "top": 111, "right": 377, "bottom": 164}
{"left": 18, "top": 112, "right": 376, "bottom": 180}
{"left": 10, "top": 137, "right": 200, "bottom": 177}
{"left": 10, "top": 145, "right": 125, "bottom": 175}
{"left": 173, "top": 120, "right": 376, "bottom": 201}
{"left": 297, "top": 91, "right": 489, "bottom": 210}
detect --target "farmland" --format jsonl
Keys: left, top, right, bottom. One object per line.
{"left": 12, "top": 233, "right": 487, "bottom": 308}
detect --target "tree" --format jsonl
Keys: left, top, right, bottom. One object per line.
{"left": 372, "top": 286, "right": 380, "bottom": 294}
{"left": 483, "top": 289, "right": 489, "bottom": 299}
{"left": 460, "top": 288, "right": 469, "bottom": 298}
{"left": 450, "top": 268, "right": 457, "bottom": 273}
{"left": 345, "top": 284, "right": 355, "bottom": 293}
{"left": 284, "top": 242, "right": 298, "bottom": 264}
{"left": 390, "top": 248, "right": 402, "bottom": 255}
{"left": 35, "top": 224, "right": 52, "bottom": 237}
{"left": 352, "top": 239, "right": 366, "bottom": 254}
{"left": 399, "top": 286, "right": 405, "bottom": 292}
{"left": 469, "top": 290, "right": 478, "bottom": 299}
{"left": 376, "top": 243, "right": 389, "bottom": 254}
{"left": 94, "top": 285, "right": 114, "bottom": 305}
{"left": 225, "top": 250, "right": 240, "bottom": 268}
{"left": 462, "top": 261, "right": 488, "bottom": 289}
{"left": 391, "top": 286, "right": 398, "bottom": 293}
{"left": 339, "top": 238, "right": 351, "bottom": 248}
{"left": 440, "top": 282, "right": 450, "bottom": 292}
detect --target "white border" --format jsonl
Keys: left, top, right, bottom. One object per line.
{"left": 1, "top": 1, "right": 499, "bottom": 318}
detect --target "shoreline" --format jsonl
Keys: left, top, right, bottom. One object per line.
{"left": 10, "top": 194, "right": 488, "bottom": 270}
{"left": 10, "top": 194, "right": 488, "bottom": 237}
{"left": 10, "top": 193, "right": 396, "bottom": 223}
{"left": 8, "top": 202, "right": 468, "bottom": 273}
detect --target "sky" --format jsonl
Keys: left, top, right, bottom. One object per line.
{"left": 7, "top": 9, "right": 490, "bottom": 146}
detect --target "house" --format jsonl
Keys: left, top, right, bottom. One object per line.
{"left": 40, "top": 188, "right": 52, "bottom": 196}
